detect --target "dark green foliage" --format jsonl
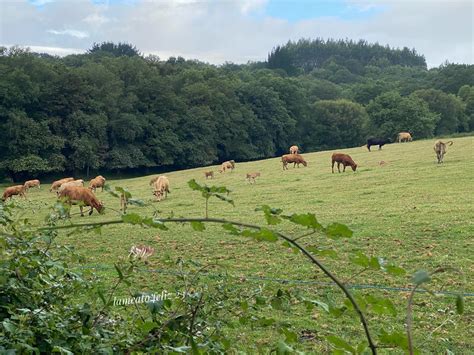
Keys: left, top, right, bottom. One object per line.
{"left": 0, "top": 42, "right": 472, "bottom": 180}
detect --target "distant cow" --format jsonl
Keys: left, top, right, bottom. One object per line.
{"left": 397, "top": 132, "right": 412, "bottom": 143}
{"left": 50, "top": 177, "right": 74, "bottom": 192}
{"left": 204, "top": 171, "right": 214, "bottom": 179}
{"left": 289, "top": 145, "right": 299, "bottom": 155}
{"left": 332, "top": 153, "right": 357, "bottom": 173}
{"left": 89, "top": 175, "right": 106, "bottom": 192}
{"left": 152, "top": 176, "right": 170, "bottom": 201}
{"left": 219, "top": 160, "right": 235, "bottom": 173}
{"left": 281, "top": 154, "right": 307, "bottom": 170}
{"left": 434, "top": 140, "right": 454, "bottom": 164}
{"left": 246, "top": 172, "right": 261, "bottom": 184}
{"left": 2, "top": 185, "right": 27, "bottom": 201}
{"left": 24, "top": 179, "right": 40, "bottom": 190}
{"left": 367, "top": 138, "right": 391, "bottom": 151}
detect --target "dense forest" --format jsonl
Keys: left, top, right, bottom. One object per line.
{"left": 1, "top": 40, "right": 473, "bottom": 180}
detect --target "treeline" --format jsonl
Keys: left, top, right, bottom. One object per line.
{"left": 0, "top": 42, "right": 473, "bottom": 180}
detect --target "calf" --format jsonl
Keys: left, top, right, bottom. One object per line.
{"left": 289, "top": 145, "right": 299, "bottom": 154}
{"left": 433, "top": 140, "right": 454, "bottom": 164}
{"left": 332, "top": 153, "right": 357, "bottom": 173}
{"left": 397, "top": 132, "right": 412, "bottom": 143}
{"left": 204, "top": 171, "right": 214, "bottom": 179}
{"left": 246, "top": 172, "right": 261, "bottom": 184}
{"left": 367, "top": 138, "right": 391, "bottom": 151}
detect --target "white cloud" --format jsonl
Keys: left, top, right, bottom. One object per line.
{"left": 0, "top": 0, "right": 472, "bottom": 67}
{"left": 47, "top": 29, "right": 90, "bottom": 39}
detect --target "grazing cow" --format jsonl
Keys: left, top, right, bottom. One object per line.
{"left": 433, "top": 140, "right": 454, "bottom": 164}
{"left": 24, "top": 179, "right": 41, "bottom": 190}
{"left": 89, "top": 175, "right": 106, "bottom": 192}
{"left": 367, "top": 138, "right": 391, "bottom": 151}
{"left": 219, "top": 160, "right": 235, "bottom": 173}
{"left": 246, "top": 172, "right": 261, "bottom": 184}
{"left": 397, "top": 132, "right": 413, "bottom": 143}
{"left": 58, "top": 186, "right": 104, "bottom": 217}
{"left": 50, "top": 177, "right": 74, "bottom": 192}
{"left": 332, "top": 153, "right": 357, "bottom": 173}
{"left": 204, "top": 171, "right": 214, "bottom": 179}
{"left": 289, "top": 145, "right": 299, "bottom": 155}
{"left": 281, "top": 154, "right": 307, "bottom": 170}
{"left": 57, "top": 179, "right": 84, "bottom": 195}
{"left": 2, "top": 185, "right": 27, "bottom": 201}
{"left": 152, "top": 176, "right": 170, "bottom": 201}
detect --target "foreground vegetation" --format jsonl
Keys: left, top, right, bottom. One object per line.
{"left": 1, "top": 136, "right": 472, "bottom": 353}
{"left": 1, "top": 40, "right": 473, "bottom": 180}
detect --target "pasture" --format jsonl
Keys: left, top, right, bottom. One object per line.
{"left": 3, "top": 136, "right": 473, "bottom": 352}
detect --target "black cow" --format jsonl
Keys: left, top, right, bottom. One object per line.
{"left": 367, "top": 138, "right": 391, "bottom": 151}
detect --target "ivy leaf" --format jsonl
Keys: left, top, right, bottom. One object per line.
{"left": 325, "top": 223, "right": 353, "bottom": 239}
{"left": 190, "top": 221, "right": 206, "bottom": 232}
{"left": 413, "top": 270, "right": 431, "bottom": 285}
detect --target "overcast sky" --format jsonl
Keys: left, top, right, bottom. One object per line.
{"left": 0, "top": 0, "right": 472, "bottom": 68}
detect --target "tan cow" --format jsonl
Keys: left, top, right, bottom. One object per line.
{"left": 397, "top": 132, "right": 413, "bottom": 143}
{"left": 289, "top": 145, "right": 299, "bottom": 154}
{"left": 57, "top": 179, "right": 84, "bottom": 195}
{"left": 434, "top": 140, "right": 454, "bottom": 164}
{"left": 204, "top": 171, "right": 214, "bottom": 179}
{"left": 246, "top": 172, "right": 261, "bottom": 184}
{"left": 152, "top": 176, "right": 170, "bottom": 201}
{"left": 219, "top": 160, "right": 235, "bottom": 173}
{"left": 50, "top": 177, "right": 74, "bottom": 192}
{"left": 89, "top": 175, "right": 106, "bottom": 192}
{"left": 24, "top": 179, "right": 41, "bottom": 190}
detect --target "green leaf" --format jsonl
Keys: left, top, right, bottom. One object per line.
{"left": 325, "top": 223, "right": 353, "bottom": 239}
{"left": 139, "top": 321, "right": 157, "bottom": 334}
{"left": 128, "top": 198, "right": 145, "bottom": 206}
{"left": 256, "top": 228, "right": 278, "bottom": 242}
{"left": 276, "top": 340, "right": 294, "bottom": 354}
{"left": 413, "top": 270, "right": 431, "bottom": 285}
{"left": 286, "top": 213, "right": 322, "bottom": 230}
{"left": 349, "top": 251, "right": 369, "bottom": 268}
{"left": 456, "top": 295, "right": 464, "bottom": 314}
{"left": 386, "top": 265, "right": 406, "bottom": 276}
{"left": 222, "top": 223, "right": 239, "bottom": 235}
{"left": 122, "top": 213, "right": 142, "bottom": 225}
{"left": 307, "top": 246, "right": 338, "bottom": 259}
{"left": 190, "top": 221, "right": 206, "bottom": 232}
{"left": 379, "top": 330, "right": 409, "bottom": 350}
{"left": 188, "top": 179, "right": 202, "bottom": 191}
{"left": 327, "top": 335, "right": 356, "bottom": 354}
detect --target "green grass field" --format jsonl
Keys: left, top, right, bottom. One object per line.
{"left": 4, "top": 136, "right": 473, "bottom": 353}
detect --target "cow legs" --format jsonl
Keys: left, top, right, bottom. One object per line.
{"left": 337, "top": 162, "right": 341, "bottom": 173}
{"left": 343, "top": 164, "right": 346, "bottom": 172}
{"left": 332, "top": 161, "right": 335, "bottom": 173}
{"left": 80, "top": 206, "right": 84, "bottom": 217}
{"left": 367, "top": 145, "right": 371, "bottom": 151}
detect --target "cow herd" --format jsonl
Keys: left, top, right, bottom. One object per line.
{"left": 1, "top": 133, "right": 456, "bottom": 217}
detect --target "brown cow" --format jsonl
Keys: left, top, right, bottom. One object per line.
{"left": 397, "top": 132, "right": 413, "bottom": 143}
{"left": 58, "top": 186, "right": 104, "bottom": 217}
{"left": 246, "top": 172, "right": 261, "bottom": 184}
{"left": 50, "top": 177, "right": 74, "bottom": 192}
{"left": 434, "top": 140, "right": 454, "bottom": 164}
{"left": 2, "top": 185, "right": 27, "bottom": 201}
{"left": 57, "top": 179, "right": 84, "bottom": 195}
{"left": 204, "top": 171, "right": 214, "bottom": 179}
{"left": 289, "top": 145, "right": 299, "bottom": 154}
{"left": 24, "top": 179, "right": 41, "bottom": 190}
{"left": 281, "top": 154, "right": 307, "bottom": 170}
{"left": 89, "top": 175, "right": 106, "bottom": 192}
{"left": 332, "top": 153, "right": 357, "bottom": 173}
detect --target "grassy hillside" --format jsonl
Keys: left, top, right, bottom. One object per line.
{"left": 3, "top": 136, "right": 473, "bottom": 352}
